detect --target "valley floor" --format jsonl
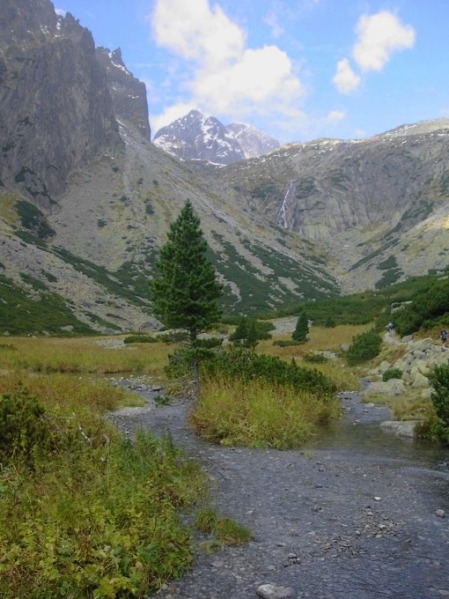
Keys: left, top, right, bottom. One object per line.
{"left": 110, "top": 385, "right": 449, "bottom": 599}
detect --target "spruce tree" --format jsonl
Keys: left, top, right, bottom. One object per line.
{"left": 292, "top": 311, "right": 309, "bottom": 344}
{"left": 150, "top": 201, "right": 222, "bottom": 398}
{"left": 150, "top": 200, "right": 223, "bottom": 344}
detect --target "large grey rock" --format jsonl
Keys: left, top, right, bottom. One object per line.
{"left": 256, "top": 584, "right": 295, "bottom": 599}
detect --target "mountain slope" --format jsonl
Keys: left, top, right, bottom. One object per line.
{"left": 2, "top": 0, "right": 449, "bottom": 334}
{"left": 206, "top": 120, "right": 449, "bottom": 292}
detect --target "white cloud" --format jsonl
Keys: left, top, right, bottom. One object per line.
{"left": 55, "top": 8, "right": 66, "bottom": 16}
{"left": 151, "top": 102, "right": 195, "bottom": 134}
{"left": 194, "top": 45, "right": 301, "bottom": 115}
{"left": 152, "top": 0, "right": 244, "bottom": 68}
{"left": 333, "top": 10, "right": 415, "bottom": 94}
{"left": 150, "top": 0, "right": 303, "bottom": 127}
{"left": 326, "top": 110, "right": 346, "bottom": 123}
{"left": 332, "top": 58, "right": 361, "bottom": 94}
{"left": 353, "top": 11, "right": 416, "bottom": 72}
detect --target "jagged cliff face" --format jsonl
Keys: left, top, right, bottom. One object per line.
{"left": 96, "top": 47, "right": 151, "bottom": 140}
{"left": 0, "top": 0, "right": 122, "bottom": 207}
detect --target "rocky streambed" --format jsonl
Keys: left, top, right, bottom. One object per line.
{"left": 109, "top": 373, "right": 449, "bottom": 599}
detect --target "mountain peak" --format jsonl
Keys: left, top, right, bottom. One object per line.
{"left": 153, "top": 111, "right": 280, "bottom": 165}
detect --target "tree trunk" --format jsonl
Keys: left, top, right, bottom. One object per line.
{"left": 191, "top": 359, "right": 200, "bottom": 401}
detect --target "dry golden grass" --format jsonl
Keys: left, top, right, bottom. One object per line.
{"left": 258, "top": 323, "right": 372, "bottom": 358}
{"left": 0, "top": 336, "right": 174, "bottom": 376}
{"left": 191, "top": 376, "right": 340, "bottom": 449}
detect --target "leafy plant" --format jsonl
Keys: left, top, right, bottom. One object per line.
{"left": 345, "top": 329, "right": 383, "bottom": 365}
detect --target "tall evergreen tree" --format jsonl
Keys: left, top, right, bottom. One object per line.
{"left": 292, "top": 311, "right": 309, "bottom": 344}
{"left": 150, "top": 200, "right": 223, "bottom": 344}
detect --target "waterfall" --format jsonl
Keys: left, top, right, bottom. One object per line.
{"left": 278, "top": 180, "right": 296, "bottom": 229}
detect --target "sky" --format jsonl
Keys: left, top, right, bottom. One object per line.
{"left": 54, "top": 0, "right": 449, "bottom": 144}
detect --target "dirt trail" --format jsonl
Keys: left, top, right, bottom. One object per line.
{"left": 110, "top": 387, "right": 449, "bottom": 599}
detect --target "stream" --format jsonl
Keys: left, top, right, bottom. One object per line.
{"left": 110, "top": 380, "right": 449, "bottom": 598}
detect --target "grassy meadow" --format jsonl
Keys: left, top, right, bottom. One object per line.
{"left": 0, "top": 323, "right": 369, "bottom": 598}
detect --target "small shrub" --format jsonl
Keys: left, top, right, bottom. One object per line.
{"left": 124, "top": 334, "right": 158, "bottom": 344}
{"left": 0, "top": 387, "right": 54, "bottom": 462}
{"left": 345, "top": 329, "right": 382, "bottom": 365}
{"left": 382, "top": 368, "right": 403, "bottom": 382}
{"left": 303, "top": 352, "right": 328, "bottom": 364}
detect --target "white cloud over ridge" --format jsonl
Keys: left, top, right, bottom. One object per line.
{"left": 353, "top": 11, "right": 416, "bottom": 72}
{"left": 151, "top": 0, "right": 303, "bottom": 128}
{"left": 333, "top": 10, "right": 416, "bottom": 94}
{"left": 333, "top": 58, "right": 361, "bottom": 94}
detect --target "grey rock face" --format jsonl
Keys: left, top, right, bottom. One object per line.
{"left": 96, "top": 47, "right": 151, "bottom": 140}
{"left": 0, "top": 0, "right": 122, "bottom": 206}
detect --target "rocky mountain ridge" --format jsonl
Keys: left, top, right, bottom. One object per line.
{"left": 153, "top": 109, "right": 280, "bottom": 165}
{"left": 1, "top": 0, "right": 449, "bottom": 334}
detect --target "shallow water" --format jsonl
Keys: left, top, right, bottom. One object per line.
{"left": 307, "top": 392, "right": 449, "bottom": 471}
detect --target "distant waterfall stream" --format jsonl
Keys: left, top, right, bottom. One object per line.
{"left": 278, "top": 180, "right": 296, "bottom": 229}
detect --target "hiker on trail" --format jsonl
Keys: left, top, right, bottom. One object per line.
{"left": 440, "top": 328, "right": 448, "bottom": 349}
{"left": 387, "top": 322, "right": 395, "bottom": 334}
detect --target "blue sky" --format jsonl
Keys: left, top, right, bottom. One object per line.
{"left": 55, "top": 0, "right": 449, "bottom": 144}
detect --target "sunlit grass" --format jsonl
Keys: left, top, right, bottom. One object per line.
{"left": 190, "top": 376, "right": 340, "bottom": 449}
{"left": 0, "top": 335, "right": 174, "bottom": 376}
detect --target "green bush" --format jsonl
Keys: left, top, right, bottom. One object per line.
{"left": 303, "top": 352, "right": 329, "bottom": 364}
{"left": 382, "top": 368, "right": 403, "bottom": 382}
{"left": 124, "top": 334, "right": 158, "bottom": 344}
{"left": 0, "top": 388, "right": 56, "bottom": 463}
{"left": 202, "top": 348, "right": 336, "bottom": 398}
{"left": 345, "top": 329, "right": 383, "bottom": 365}
{"left": 229, "top": 317, "right": 271, "bottom": 349}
